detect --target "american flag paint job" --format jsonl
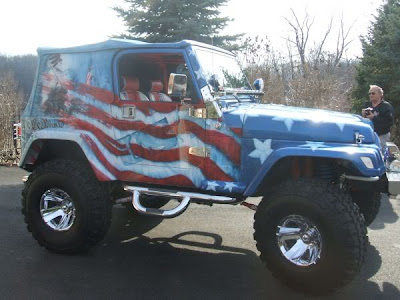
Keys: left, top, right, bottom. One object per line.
{"left": 20, "top": 40, "right": 386, "bottom": 197}
{"left": 23, "top": 50, "right": 244, "bottom": 193}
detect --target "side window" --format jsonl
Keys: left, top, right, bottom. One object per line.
{"left": 118, "top": 55, "right": 151, "bottom": 102}
{"left": 117, "top": 53, "right": 197, "bottom": 103}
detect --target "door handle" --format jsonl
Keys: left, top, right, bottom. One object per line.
{"left": 122, "top": 106, "right": 136, "bottom": 118}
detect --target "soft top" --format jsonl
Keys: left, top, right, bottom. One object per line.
{"left": 37, "top": 38, "right": 233, "bottom": 56}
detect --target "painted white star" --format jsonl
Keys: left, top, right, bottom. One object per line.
{"left": 272, "top": 115, "right": 305, "bottom": 131}
{"left": 206, "top": 181, "right": 219, "bottom": 191}
{"left": 309, "top": 112, "right": 326, "bottom": 123}
{"left": 239, "top": 112, "right": 246, "bottom": 124}
{"left": 306, "top": 112, "right": 347, "bottom": 132}
{"left": 194, "top": 69, "right": 203, "bottom": 80}
{"left": 188, "top": 48, "right": 197, "bottom": 57}
{"left": 299, "top": 141, "right": 327, "bottom": 152}
{"left": 249, "top": 139, "right": 273, "bottom": 164}
{"left": 224, "top": 182, "right": 237, "bottom": 192}
{"left": 336, "top": 122, "right": 346, "bottom": 132}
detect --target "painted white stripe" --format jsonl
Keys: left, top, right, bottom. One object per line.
{"left": 22, "top": 128, "right": 116, "bottom": 180}
{"left": 67, "top": 89, "right": 241, "bottom": 142}
{"left": 70, "top": 113, "right": 240, "bottom": 179}
{"left": 85, "top": 133, "right": 206, "bottom": 187}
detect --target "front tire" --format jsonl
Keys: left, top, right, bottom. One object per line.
{"left": 350, "top": 191, "right": 381, "bottom": 226}
{"left": 254, "top": 179, "right": 367, "bottom": 295}
{"left": 22, "top": 160, "right": 112, "bottom": 254}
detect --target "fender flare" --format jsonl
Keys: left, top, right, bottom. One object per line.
{"left": 243, "top": 145, "right": 385, "bottom": 196}
{"left": 19, "top": 129, "right": 116, "bottom": 181}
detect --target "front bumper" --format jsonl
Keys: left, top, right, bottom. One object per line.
{"left": 346, "top": 174, "right": 388, "bottom": 194}
{"left": 387, "top": 172, "right": 400, "bottom": 195}
{"left": 385, "top": 142, "right": 400, "bottom": 195}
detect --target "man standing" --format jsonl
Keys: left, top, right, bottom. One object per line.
{"left": 362, "top": 85, "right": 394, "bottom": 149}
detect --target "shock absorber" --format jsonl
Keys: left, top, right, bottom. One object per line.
{"left": 316, "top": 161, "right": 334, "bottom": 182}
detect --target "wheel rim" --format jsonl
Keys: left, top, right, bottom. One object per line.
{"left": 276, "top": 215, "right": 322, "bottom": 267}
{"left": 40, "top": 188, "right": 76, "bottom": 231}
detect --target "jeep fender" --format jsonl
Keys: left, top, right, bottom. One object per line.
{"left": 19, "top": 129, "right": 116, "bottom": 181}
{"left": 243, "top": 145, "right": 385, "bottom": 196}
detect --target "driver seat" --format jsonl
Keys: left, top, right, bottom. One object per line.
{"left": 148, "top": 80, "right": 172, "bottom": 102}
{"left": 120, "top": 76, "right": 149, "bottom": 101}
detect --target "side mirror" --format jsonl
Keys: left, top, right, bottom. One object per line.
{"left": 168, "top": 73, "right": 187, "bottom": 98}
{"left": 253, "top": 78, "right": 264, "bottom": 91}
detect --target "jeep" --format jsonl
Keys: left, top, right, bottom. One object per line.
{"left": 20, "top": 39, "right": 400, "bottom": 294}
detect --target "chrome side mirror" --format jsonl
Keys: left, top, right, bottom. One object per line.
{"left": 253, "top": 78, "right": 264, "bottom": 91}
{"left": 168, "top": 73, "right": 187, "bottom": 98}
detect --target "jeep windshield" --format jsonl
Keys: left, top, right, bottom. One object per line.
{"left": 193, "top": 46, "right": 251, "bottom": 93}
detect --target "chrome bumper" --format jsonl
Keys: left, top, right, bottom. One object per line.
{"left": 343, "top": 175, "right": 380, "bottom": 182}
{"left": 387, "top": 172, "right": 400, "bottom": 195}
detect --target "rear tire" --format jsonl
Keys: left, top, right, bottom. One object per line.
{"left": 350, "top": 191, "right": 381, "bottom": 226}
{"left": 22, "top": 160, "right": 112, "bottom": 254}
{"left": 254, "top": 179, "right": 367, "bottom": 295}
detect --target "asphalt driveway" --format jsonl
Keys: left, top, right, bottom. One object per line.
{"left": 0, "top": 166, "right": 399, "bottom": 299}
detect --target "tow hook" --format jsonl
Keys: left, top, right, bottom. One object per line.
{"left": 241, "top": 201, "right": 258, "bottom": 211}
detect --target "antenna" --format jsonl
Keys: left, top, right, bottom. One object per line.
{"left": 211, "top": 36, "right": 215, "bottom": 90}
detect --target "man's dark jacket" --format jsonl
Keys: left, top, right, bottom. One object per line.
{"left": 364, "top": 100, "right": 394, "bottom": 135}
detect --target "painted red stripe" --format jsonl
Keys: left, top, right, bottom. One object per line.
{"left": 26, "top": 154, "right": 36, "bottom": 164}
{"left": 42, "top": 74, "right": 114, "bottom": 105}
{"left": 81, "top": 106, "right": 240, "bottom": 165}
{"left": 230, "top": 127, "right": 243, "bottom": 137}
{"left": 129, "top": 144, "right": 233, "bottom": 181}
{"left": 89, "top": 162, "right": 112, "bottom": 181}
{"left": 62, "top": 116, "right": 234, "bottom": 181}
{"left": 200, "top": 157, "right": 234, "bottom": 182}
{"left": 42, "top": 86, "right": 50, "bottom": 94}
{"left": 60, "top": 117, "right": 130, "bottom": 156}
{"left": 206, "top": 133, "right": 241, "bottom": 165}
{"left": 81, "top": 134, "right": 195, "bottom": 187}
{"left": 42, "top": 76, "right": 240, "bottom": 164}
{"left": 31, "top": 142, "right": 42, "bottom": 152}
{"left": 42, "top": 75, "right": 178, "bottom": 115}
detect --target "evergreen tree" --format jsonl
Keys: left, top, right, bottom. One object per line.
{"left": 352, "top": 0, "right": 400, "bottom": 120}
{"left": 113, "top": 0, "right": 241, "bottom": 49}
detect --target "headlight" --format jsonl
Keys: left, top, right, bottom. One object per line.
{"left": 361, "top": 156, "right": 374, "bottom": 169}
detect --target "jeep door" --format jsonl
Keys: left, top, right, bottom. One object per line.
{"left": 112, "top": 50, "right": 206, "bottom": 188}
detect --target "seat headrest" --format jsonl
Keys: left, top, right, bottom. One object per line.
{"left": 121, "top": 76, "right": 140, "bottom": 92}
{"left": 149, "top": 80, "right": 163, "bottom": 93}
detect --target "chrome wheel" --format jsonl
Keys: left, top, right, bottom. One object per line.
{"left": 276, "top": 215, "right": 322, "bottom": 267}
{"left": 40, "top": 188, "right": 76, "bottom": 231}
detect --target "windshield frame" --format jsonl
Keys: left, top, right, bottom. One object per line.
{"left": 191, "top": 45, "right": 251, "bottom": 91}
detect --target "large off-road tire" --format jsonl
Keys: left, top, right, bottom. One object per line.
{"left": 254, "top": 179, "right": 367, "bottom": 295}
{"left": 22, "top": 160, "right": 112, "bottom": 254}
{"left": 350, "top": 191, "right": 381, "bottom": 226}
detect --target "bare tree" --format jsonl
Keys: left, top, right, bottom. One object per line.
{"left": 313, "top": 18, "right": 333, "bottom": 68}
{"left": 284, "top": 8, "right": 314, "bottom": 76}
{"left": 333, "top": 15, "right": 354, "bottom": 66}
{"left": 0, "top": 71, "right": 23, "bottom": 163}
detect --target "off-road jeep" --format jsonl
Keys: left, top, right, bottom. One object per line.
{"left": 20, "top": 39, "right": 400, "bottom": 294}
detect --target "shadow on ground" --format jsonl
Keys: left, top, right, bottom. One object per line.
{"left": 0, "top": 204, "right": 397, "bottom": 300}
{"left": 369, "top": 194, "right": 399, "bottom": 230}
{"left": 0, "top": 174, "right": 399, "bottom": 300}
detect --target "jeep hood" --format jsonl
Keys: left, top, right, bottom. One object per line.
{"left": 223, "top": 104, "right": 376, "bottom": 144}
